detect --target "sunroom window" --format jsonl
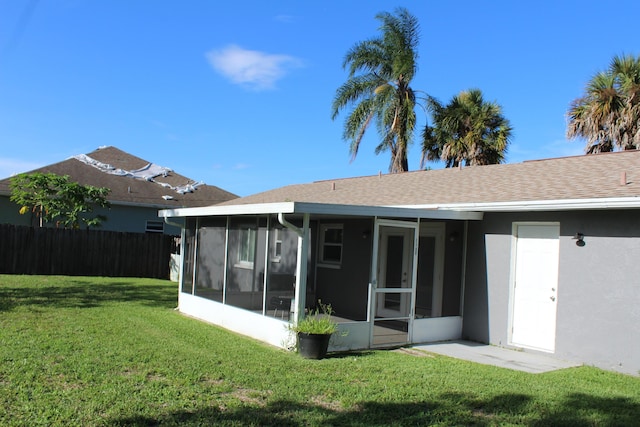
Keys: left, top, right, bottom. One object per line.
{"left": 319, "top": 224, "right": 343, "bottom": 267}
{"left": 238, "top": 227, "right": 256, "bottom": 266}
{"left": 271, "top": 228, "right": 283, "bottom": 262}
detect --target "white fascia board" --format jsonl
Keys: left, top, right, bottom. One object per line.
{"left": 402, "top": 196, "right": 640, "bottom": 212}
{"left": 158, "top": 202, "right": 297, "bottom": 218}
{"left": 293, "top": 202, "right": 483, "bottom": 220}
{"left": 159, "top": 201, "right": 483, "bottom": 220}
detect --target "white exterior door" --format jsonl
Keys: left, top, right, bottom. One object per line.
{"left": 510, "top": 223, "right": 560, "bottom": 352}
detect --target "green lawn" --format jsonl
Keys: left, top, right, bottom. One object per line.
{"left": 0, "top": 275, "right": 638, "bottom": 426}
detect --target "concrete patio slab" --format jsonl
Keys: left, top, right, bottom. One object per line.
{"left": 413, "top": 340, "right": 582, "bottom": 374}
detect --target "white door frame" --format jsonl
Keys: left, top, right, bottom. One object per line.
{"left": 376, "top": 226, "right": 414, "bottom": 317}
{"left": 508, "top": 222, "right": 560, "bottom": 352}
{"left": 369, "top": 218, "right": 419, "bottom": 346}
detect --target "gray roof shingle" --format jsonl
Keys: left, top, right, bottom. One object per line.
{"left": 220, "top": 150, "right": 640, "bottom": 207}
{"left": 0, "top": 146, "right": 237, "bottom": 208}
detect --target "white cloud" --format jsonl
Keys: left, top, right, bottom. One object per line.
{"left": 274, "top": 14, "right": 295, "bottom": 23}
{"left": 150, "top": 119, "right": 167, "bottom": 128}
{"left": 205, "top": 44, "right": 302, "bottom": 91}
{"left": 0, "top": 158, "right": 44, "bottom": 179}
{"left": 233, "top": 163, "right": 250, "bottom": 170}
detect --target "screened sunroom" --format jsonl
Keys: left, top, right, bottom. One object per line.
{"left": 160, "top": 202, "right": 481, "bottom": 351}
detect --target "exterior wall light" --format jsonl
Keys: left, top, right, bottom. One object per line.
{"left": 573, "top": 233, "right": 585, "bottom": 247}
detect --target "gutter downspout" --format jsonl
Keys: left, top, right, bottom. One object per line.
{"left": 277, "top": 212, "right": 302, "bottom": 235}
{"left": 163, "top": 216, "right": 184, "bottom": 229}
{"left": 277, "top": 212, "right": 309, "bottom": 324}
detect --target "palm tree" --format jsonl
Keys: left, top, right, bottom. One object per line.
{"left": 331, "top": 8, "right": 420, "bottom": 173}
{"left": 421, "top": 89, "right": 512, "bottom": 168}
{"left": 567, "top": 54, "right": 640, "bottom": 153}
{"left": 611, "top": 54, "right": 640, "bottom": 149}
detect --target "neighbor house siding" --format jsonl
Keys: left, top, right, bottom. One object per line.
{"left": 463, "top": 210, "right": 640, "bottom": 375}
{"left": 0, "top": 196, "right": 30, "bottom": 226}
{"left": 0, "top": 195, "right": 180, "bottom": 235}
{"left": 91, "top": 204, "right": 181, "bottom": 234}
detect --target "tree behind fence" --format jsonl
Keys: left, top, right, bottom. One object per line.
{"left": 0, "top": 224, "right": 176, "bottom": 279}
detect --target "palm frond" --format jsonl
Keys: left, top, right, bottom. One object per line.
{"left": 331, "top": 74, "right": 383, "bottom": 120}
{"left": 343, "top": 39, "right": 386, "bottom": 77}
{"left": 422, "top": 89, "right": 511, "bottom": 167}
{"left": 567, "top": 54, "right": 640, "bottom": 153}
{"left": 332, "top": 8, "right": 422, "bottom": 172}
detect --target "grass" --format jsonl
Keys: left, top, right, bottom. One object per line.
{"left": 0, "top": 275, "right": 638, "bottom": 426}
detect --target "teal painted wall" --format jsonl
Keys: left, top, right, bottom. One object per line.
{"left": 0, "top": 195, "right": 180, "bottom": 235}
{"left": 0, "top": 196, "right": 31, "bottom": 226}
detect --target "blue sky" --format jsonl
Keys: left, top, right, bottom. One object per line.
{"left": 1, "top": 1, "right": 639, "bottom": 197}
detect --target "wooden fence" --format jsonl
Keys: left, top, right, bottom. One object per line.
{"left": 0, "top": 224, "right": 177, "bottom": 279}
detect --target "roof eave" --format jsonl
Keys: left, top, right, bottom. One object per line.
{"left": 158, "top": 201, "right": 484, "bottom": 221}
{"left": 402, "top": 197, "right": 640, "bottom": 212}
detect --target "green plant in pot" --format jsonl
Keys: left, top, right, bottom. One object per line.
{"left": 290, "top": 301, "right": 338, "bottom": 359}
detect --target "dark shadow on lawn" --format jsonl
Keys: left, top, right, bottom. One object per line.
{"left": 109, "top": 392, "right": 639, "bottom": 426}
{"left": 0, "top": 280, "right": 175, "bottom": 311}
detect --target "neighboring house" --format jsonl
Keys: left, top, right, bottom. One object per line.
{"left": 0, "top": 146, "right": 237, "bottom": 234}
{"left": 159, "top": 150, "right": 640, "bottom": 376}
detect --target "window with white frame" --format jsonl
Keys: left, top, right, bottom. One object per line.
{"left": 271, "top": 227, "right": 283, "bottom": 262}
{"left": 237, "top": 227, "right": 256, "bottom": 266}
{"left": 319, "top": 224, "right": 343, "bottom": 267}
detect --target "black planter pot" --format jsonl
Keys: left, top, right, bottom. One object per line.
{"left": 297, "top": 332, "right": 331, "bottom": 359}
